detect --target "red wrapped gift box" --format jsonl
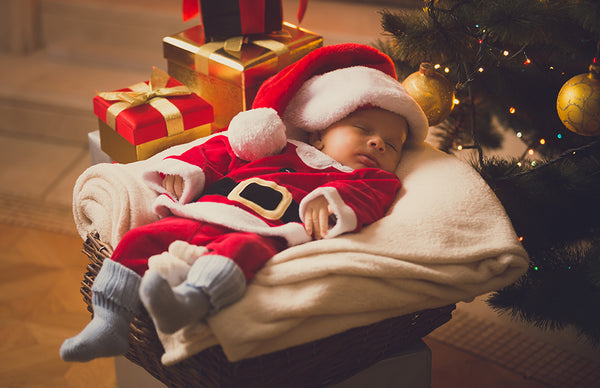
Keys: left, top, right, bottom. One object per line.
{"left": 182, "top": 0, "right": 308, "bottom": 40}
{"left": 94, "top": 68, "right": 214, "bottom": 163}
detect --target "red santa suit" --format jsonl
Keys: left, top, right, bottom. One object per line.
{"left": 111, "top": 134, "right": 401, "bottom": 279}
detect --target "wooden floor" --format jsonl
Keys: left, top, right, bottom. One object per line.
{"left": 0, "top": 222, "right": 548, "bottom": 388}
{"left": 0, "top": 223, "right": 116, "bottom": 388}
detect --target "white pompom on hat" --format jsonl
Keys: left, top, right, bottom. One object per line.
{"left": 227, "top": 43, "right": 429, "bottom": 161}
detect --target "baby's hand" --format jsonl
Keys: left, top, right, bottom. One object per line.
{"left": 162, "top": 174, "right": 184, "bottom": 200}
{"left": 303, "top": 195, "right": 334, "bottom": 240}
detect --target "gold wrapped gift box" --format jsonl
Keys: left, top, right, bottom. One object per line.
{"left": 163, "top": 22, "right": 323, "bottom": 130}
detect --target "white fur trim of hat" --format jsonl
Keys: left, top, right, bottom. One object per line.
{"left": 282, "top": 66, "right": 428, "bottom": 145}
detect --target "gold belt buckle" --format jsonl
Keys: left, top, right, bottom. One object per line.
{"left": 227, "top": 177, "right": 293, "bottom": 220}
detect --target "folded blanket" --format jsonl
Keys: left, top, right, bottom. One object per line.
{"left": 149, "top": 143, "right": 529, "bottom": 364}
{"left": 73, "top": 135, "right": 218, "bottom": 247}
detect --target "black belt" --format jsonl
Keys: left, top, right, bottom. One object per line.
{"left": 204, "top": 177, "right": 301, "bottom": 224}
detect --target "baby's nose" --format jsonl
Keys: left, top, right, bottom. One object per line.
{"left": 369, "top": 138, "right": 385, "bottom": 152}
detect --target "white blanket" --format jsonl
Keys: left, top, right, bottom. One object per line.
{"left": 73, "top": 136, "right": 218, "bottom": 247}
{"left": 73, "top": 137, "right": 529, "bottom": 364}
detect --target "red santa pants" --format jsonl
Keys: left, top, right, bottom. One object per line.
{"left": 111, "top": 216, "right": 287, "bottom": 280}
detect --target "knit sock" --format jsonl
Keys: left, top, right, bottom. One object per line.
{"left": 139, "top": 270, "right": 210, "bottom": 334}
{"left": 59, "top": 302, "right": 132, "bottom": 362}
{"left": 140, "top": 255, "right": 246, "bottom": 334}
{"left": 59, "top": 259, "right": 141, "bottom": 362}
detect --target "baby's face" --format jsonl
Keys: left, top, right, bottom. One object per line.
{"left": 310, "top": 108, "right": 408, "bottom": 173}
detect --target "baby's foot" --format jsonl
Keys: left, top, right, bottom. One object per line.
{"left": 139, "top": 270, "right": 210, "bottom": 334}
{"left": 60, "top": 307, "right": 130, "bottom": 362}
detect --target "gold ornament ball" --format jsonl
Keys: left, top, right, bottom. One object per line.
{"left": 402, "top": 63, "right": 455, "bottom": 126}
{"left": 556, "top": 63, "right": 600, "bottom": 136}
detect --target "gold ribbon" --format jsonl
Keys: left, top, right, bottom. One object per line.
{"left": 97, "top": 67, "right": 191, "bottom": 137}
{"left": 195, "top": 35, "right": 291, "bottom": 75}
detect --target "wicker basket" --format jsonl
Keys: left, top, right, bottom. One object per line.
{"left": 81, "top": 232, "right": 455, "bottom": 388}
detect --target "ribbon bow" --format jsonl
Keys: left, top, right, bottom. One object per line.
{"left": 98, "top": 67, "right": 191, "bottom": 137}
{"left": 97, "top": 67, "right": 190, "bottom": 107}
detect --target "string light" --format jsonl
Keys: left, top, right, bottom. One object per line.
{"left": 444, "top": 67, "right": 450, "bottom": 73}
{"left": 524, "top": 58, "right": 531, "bottom": 65}
{"left": 457, "top": 145, "right": 463, "bottom": 150}
{"left": 516, "top": 132, "right": 523, "bottom": 138}
{"left": 518, "top": 236, "right": 524, "bottom": 242}
{"left": 509, "top": 107, "right": 516, "bottom": 114}
{"left": 503, "top": 50, "right": 509, "bottom": 56}
{"left": 557, "top": 133, "right": 562, "bottom": 139}
{"left": 531, "top": 161, "right": 537, "bottom": 167}
{"left": 539, "top": 138, "right": 546, "bottom": 145}
{"left": 528, "top": 149, "right": 535, "bottom": 155}
{"left": 453, "top": 98, "right": 460, "bottom": 105}
{"left": 434, "top": 64, "right": 441, "bottom": 69}
{"left": 478, "top": 67, "right": 484, "bottom": 72}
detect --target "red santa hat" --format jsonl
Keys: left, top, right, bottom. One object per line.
{"left": 227, "top": 43, "right": 429, "bottom": 161}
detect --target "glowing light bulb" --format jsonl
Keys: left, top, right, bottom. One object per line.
{"left": 444, "top": 67, "right": 450, "bottom": 73}
{"left": 478, "top": 67, "right": 484, "bottom": 72}
{"left": 524, "top": 58, "right": 531, "bottom": 65}
{"left": 539, "top": 139, "right": 546, "bottom": 145}
{"left": 516, "top": 132, "right": 523, "bottom": 138}
{"left": 503, "top": 50, "right": 509, "bottom": 56}
{"left": 457, "top": 145, "right": 463, "bottom": 150}
{"left": 434, "top": 64, "right": 441, "bottom": 69}
{"left": 453, "top": 98, "right": 460, "bottom": 105}
{"left": 509, "top": 107, "right": 516, "bottom": 114}
{"left": 528, "top": 149, "right": 535, "bottom": 156}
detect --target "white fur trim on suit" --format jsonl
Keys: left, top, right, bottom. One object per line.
{"left": 142, "top": 158, "right": 205, "bottom": 205}
{"left": 152, "top": 197, "right": 313, "bottom": 247}
{"left": 299, "top": 186, "right": 358, "bottom": 238}
{"left": 227, "top": 107, "right": 288, "bottom": 161}
{"left": 282, "top": 66, "right": 429, "bottom": 145}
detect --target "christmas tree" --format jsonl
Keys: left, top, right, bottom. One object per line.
{"left": 378, "top": 0, "right": 600, "bottom": 344}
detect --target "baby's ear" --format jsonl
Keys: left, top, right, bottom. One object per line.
{"left": 308, "top": 132, "right": 324, "bottom": 150}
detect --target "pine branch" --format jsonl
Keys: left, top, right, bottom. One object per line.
{"left": 478, "top": 139, "right": 600, "bottom": 249}
{"left": 380, "top": 0, "right": 600, "bottom": 158}
{"left": 488, "top": 243, "right": 600, "bottom": 345}
{"left": 477, "top": 140, "right": 600, "bottom": 344}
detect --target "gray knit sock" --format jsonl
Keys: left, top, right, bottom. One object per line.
{"left": 140, "top": 255, "right": 246, "bottom": 334}
{"left": 60, "top": 259, "right": 141, "bottom": 362}
{"left": 140, "top": 270, "right": 211, "bottom": 334}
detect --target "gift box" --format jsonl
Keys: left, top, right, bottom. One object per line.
{"left": 183, "top": 0, "right": 282, "bottom": 40}
{"left": 93, "top": 68, "right": 214, "bottom": 163}
{"left": 181, "top": 0, "right": 308, "bottom": 41}
{"left": 163, "top": 22, "right": 322, "bottom": 130}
